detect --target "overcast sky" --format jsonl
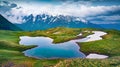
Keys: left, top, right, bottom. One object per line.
{"left": 0, "top": 0, "right": 120, "bottom": 24}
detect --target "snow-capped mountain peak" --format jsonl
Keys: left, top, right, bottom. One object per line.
{"left": 14, "top": 14, "right": 101, "bottom": 31}
{"left": 18, "top": 14, "right": 88, "bottom": 24}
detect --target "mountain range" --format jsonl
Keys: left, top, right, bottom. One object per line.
{"left": 15, "top": 14, "right": 102, "bottom": 31}
{"left": 1, "top": 14, "right": 120, "bottom": 31}
{"left": 99, "top": 24, "right": 120, "bottom": 30}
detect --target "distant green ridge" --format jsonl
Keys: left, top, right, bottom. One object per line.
{"left": 0, "top": 15, "right": 22, "bottom": 31}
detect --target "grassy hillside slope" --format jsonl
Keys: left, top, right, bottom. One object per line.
{"left": 55, "top": 29, "right": 120, "bottom": 67}
{"left": 0, "top": 15, "right": 22, "bottom": 31}
{"left": 0, "top": 27, "right": 120, "bottom": 67}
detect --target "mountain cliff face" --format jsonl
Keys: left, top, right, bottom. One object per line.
{"left": 0, "top": 15, "right": 22, "bottom": 31}
{"left": 16, "top": 14, "right": 102, "bottom": 31}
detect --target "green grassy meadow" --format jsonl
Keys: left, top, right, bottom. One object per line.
{"left": 0, "top": 27, "right": 120, "bottom": 67}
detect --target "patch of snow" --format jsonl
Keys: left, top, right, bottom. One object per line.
{"left": 81, "top": 18, "right": 88, "bottom": 23}
{"left": 53, "top": 32, "right": 60, "bottom": 34}
{"left": 77, "top": 33, "right": 82, "bottom": 36}
{"left": 33, "top": 16, "right": 36, "bottom": 22}
{"left": 71, "top": 31, "right": 107, "bottom": 42}
{"left": 42, "top": 16, "right": 48, "bottom": 22}
{"left": 75, "top": 17, "right": 81, "bottom": 21}
{"left": 85, "top": 31, "right": 107, "bottom": 42}
{"left": 86, "top": 53, "right": 108, "bottom": 59}
{"left": 48, "top": 17, "right": 57, "bottom": 24}
{"left": 84, "top": 31, "right": 90, "bottom": 33}
{"left": 53, "top": 17, "right": 58, "bottom": 22}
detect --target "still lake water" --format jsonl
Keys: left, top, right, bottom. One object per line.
{"left": 19, "top": 36, "right": 86, "bottom": 59}
{"left": 19, "top": 31, "right": 107, "bottom": 59}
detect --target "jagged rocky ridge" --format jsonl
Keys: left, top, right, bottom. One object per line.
{"left": 16, "top": 14, "right": 102, "bottom": 31}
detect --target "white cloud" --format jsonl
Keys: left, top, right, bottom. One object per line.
{"left": 86, "top": 15, "right": 120, "bottom": 24}
{"left": 15, "top": 3, "right": 120, "bottom": 17}
{"left": 98, "top": 15, "right": 120, "bottom": 21}
{"left": 91, "top": 21, "right": 119, "bottom": 24}
{"left": 2, "top": 2, "right": 120, "bottom": 23}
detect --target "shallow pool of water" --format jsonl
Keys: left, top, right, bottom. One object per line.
{"left": 19, "top": 31, "right": 107, "bottom": 59}
{"left": 19, "top": 36, "right": 85, "bottom": 59}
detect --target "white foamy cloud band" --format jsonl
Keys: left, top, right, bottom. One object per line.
{"left": 1, "top": 1, "right": 120, "bottom": 23}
